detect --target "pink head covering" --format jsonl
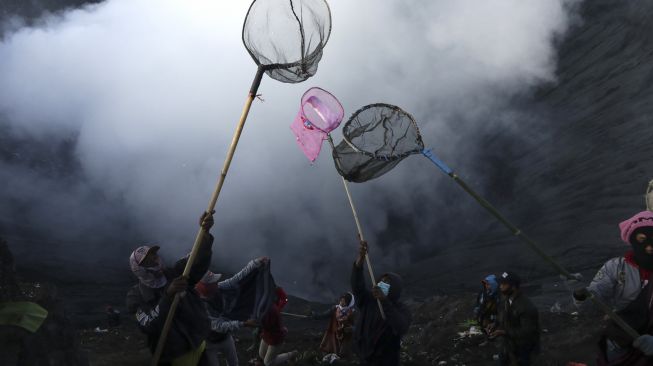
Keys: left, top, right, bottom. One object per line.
{"left": 619, "top": 211, "right": 653, "bottom": 244}
{"left": 129, "top": 245, "right": 167, "bottom": 288}
{"left": 290, "top": 87, "right": 344, "bottom": 162}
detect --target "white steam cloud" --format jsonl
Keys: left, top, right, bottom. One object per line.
{"left": 0, "top": 0, "right": 580, "bottom": 299}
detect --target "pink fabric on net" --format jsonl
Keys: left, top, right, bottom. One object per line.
{"left": 290, "top": 87, "right": 344, "bottom": 162}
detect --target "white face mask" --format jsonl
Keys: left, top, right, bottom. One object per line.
{"left": 377, "top": 281, "right": 391, "bottom": 296}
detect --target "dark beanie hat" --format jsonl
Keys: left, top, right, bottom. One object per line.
{"left": 498, "top": 271, "right": 521, "bottom": 288}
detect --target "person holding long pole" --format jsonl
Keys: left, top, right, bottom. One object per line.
{"left": 351, "top": 237, "right": 411, "bottom": 366}
{"left": 290, "top": 87, "right": 387, "bottom": 318}
{"left": 126, "top": 211, "right": 215, "bottom": 366}
{"left": 330, "top": 102, "right": 641, "bottom": 342}
{"left": 151, "top": 1, "right": 333, "bottom": 364}
{"left": 573, "top": 211, "right": 653, "bottom": 364}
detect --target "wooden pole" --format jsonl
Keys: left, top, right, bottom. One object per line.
{"left": 281, "top": 312, "right": 310, "bottom": 319}
{"left": 646, "top": 179, "right": 653, "bottom": 211}
{"left": 328, "top": 135, "right": 386, "bottom": 319}
{"left": 150, "top": 66, "right": 265, "bottom": 366}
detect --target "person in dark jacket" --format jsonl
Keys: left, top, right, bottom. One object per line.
{"left": 490, "top": 271, "right": 540, "bottom": 366}
{"left": 352, "top": 238, "right": 411, "bottom": 366}
{"left": 126, "top": 210, "right": 215, "bottom": 366}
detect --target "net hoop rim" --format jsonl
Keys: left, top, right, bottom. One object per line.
{"left": 341, "top": 103, "right": 425, "bottom": 161}
{"left": 241, "top": 0, "right": 333, "bottom": 73}
{"left": 299, "top": 86, "right": 344, "bottom": 134}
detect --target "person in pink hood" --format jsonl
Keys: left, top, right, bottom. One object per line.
{"left": 574, "top": 211, "right": 653, "bottom": 365}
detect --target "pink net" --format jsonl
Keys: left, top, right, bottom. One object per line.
{"left": 291, "top": 87, "right": 344, "bottom": 161}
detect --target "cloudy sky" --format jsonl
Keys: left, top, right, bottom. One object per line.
{"left": 0, "top": 0, "right": 581, "bottom": 299}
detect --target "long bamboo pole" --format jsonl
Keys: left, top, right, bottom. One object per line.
{"left": 646, "top": 179, "right": 653, "bottom": 211}
{"left": 328, "top": 135, "right": 386, "bottom": 319}
{"left": 421, "top": 148, "right": 640, "bottom": 341}
{"left": 281, "top": 312, "right": 310, "bottom": 319}
{"left": 151, "top": 66, "right": 265, "bottom": 366}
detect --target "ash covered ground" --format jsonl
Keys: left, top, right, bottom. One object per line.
{"left": 1, "top": 256, "right": 607, "bottom": 365}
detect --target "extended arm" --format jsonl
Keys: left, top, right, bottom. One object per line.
{"left": 351, "top": 238, "right": 371, "bottom": 307}
{"left": 218, "top": 257, "right": 267, "bottom": 291}
{"left": 134, "top": 295, "right": 172, "bottom": 335}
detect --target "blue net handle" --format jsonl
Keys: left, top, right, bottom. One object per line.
{"left": 421, "top": 149, "right": 453, "bottom": 175}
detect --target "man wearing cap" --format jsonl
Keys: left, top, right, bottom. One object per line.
{"left": 126, "top": 210, "right": 215, "bottom": 366}
{"left": 491, "top": 271, "right": 540, "bottom": 366}
{"left": 195, "top": 257, "right": 270, "bottom": 366}
{"left": 573, "top": 211, "right": 653, "bottom": 364}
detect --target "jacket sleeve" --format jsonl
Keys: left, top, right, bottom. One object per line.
{"left": 351, "top": 262, "right": 371, "bottom": 307}
{"left": 496, "top": 298, "right": 505, "bottom": 326}
{"left": 381, "top": 299, "right": 412, "bottom": 337}
{"left": 474, "top": 291, "right": 482, "bottom": 317}
{"left": 172, "top": 233, "right": 214, "bottom": 286}
{"left": 218, "top": 259, "right": 260, "bottom": 291}
{"left": 134, "top": 295, "right": 172, "bottom": 335}
{"left": 505, "top": 302, "right": 538, "bottom": 342}
{"left": 312, "top": 306, "right": 335, "bottom": 320}
{"left": 209, "top": 315, "right": 243, "bottom": 333}
{"left": 583, "top": 258, "right": 619, "bottom": 305}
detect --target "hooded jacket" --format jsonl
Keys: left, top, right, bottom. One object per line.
{"left": 125, "top": 234, "right": 213, "bottom": 363}
{"left": 261, "top": 287, "right": 288, "bottom": 346}
{"left": 351, "top": 263, "right": 411, "bottom": 366}
{"left": 475, "top": 274, "right": 499, "bottom": 325}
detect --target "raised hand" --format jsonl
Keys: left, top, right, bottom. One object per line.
{"left": 199, "top": 210, "right": 216, "bottom": 231}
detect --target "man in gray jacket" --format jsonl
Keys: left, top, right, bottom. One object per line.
{"left": 574, "top": 211, "right": 653, "bottom": 364}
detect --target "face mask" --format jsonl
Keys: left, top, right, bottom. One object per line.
{"left": 132, "top": 256, "right": 167, "bottom": 289}
{"left": 631, "top": 228, "right": 653, "bottom": 270}
{"left": 377, "top": 281, "right": 391, "bottom": 296}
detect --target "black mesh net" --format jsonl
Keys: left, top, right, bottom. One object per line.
{"left": 242, "top": 0, "right": 332, "bottom": 84}
{"left": 332, "top": 104, "right": 425, "bottom": 182}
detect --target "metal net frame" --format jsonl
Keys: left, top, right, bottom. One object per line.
{"left": 333, "top": 103, "right": 425, "bottom": 182}
{"left": 242, "top": 0, "right": 332, "bottom": 84}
